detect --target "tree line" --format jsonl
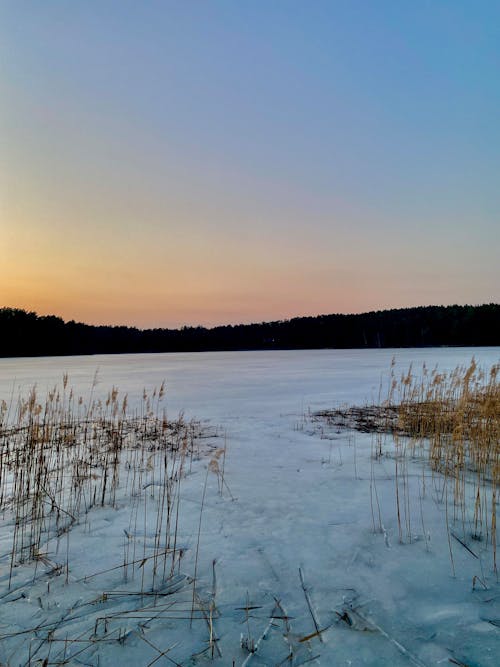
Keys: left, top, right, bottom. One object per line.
{"left": 0, "top": 304, "right": 499, "bottom": 357}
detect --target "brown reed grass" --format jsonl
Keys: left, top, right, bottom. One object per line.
{"left": 0, "top": 378, "right": 226, "bottom": 664}
{"left": 0, "top": 380, "right": 206, "bottom": 588}
{"left": 390, "top": 358, "right": 499, "bottom": 571}
{"left": 313, "top": 357, "right": 499, "bottom": 573}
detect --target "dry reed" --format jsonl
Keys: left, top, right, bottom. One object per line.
{"left": 0, "top": 378, "right": 222, "bottom": 665}
{"left": 313, "top": 357, "right": 499, "bottom": 573}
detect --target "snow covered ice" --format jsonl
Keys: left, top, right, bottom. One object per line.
{"left": 0, "top": 348, "right": 498, "bottom": 666}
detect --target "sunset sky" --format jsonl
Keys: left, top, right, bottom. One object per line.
{"left": 1, "top": 1, "right": 499, "bottom": 328}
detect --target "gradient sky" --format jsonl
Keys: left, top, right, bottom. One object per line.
{"left": 1, "top": 1, "right": 499, "bottom": 328}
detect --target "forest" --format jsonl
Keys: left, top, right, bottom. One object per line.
{"left": 0, "top": 304, "right": 499, "bottom": 357}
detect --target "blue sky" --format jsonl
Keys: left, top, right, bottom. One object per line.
{"left": 1, "top": 1, "right": 499, "bottom": 327}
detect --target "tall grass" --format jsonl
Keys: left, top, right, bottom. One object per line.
{"left": 390, "top": 358, "right": 499, "bottom": 571}
{"left": 312, "top": 357, "right": 499, "bottom": 573}
{"left": 0, "top": 379, "right": 231, "bottom": 664}
{"left": 0, "top": 380, "right": 204, "bottom": 588}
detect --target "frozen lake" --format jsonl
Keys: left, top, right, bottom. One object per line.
{"left": 2, "top": 347, "right": 499, "bottom": 421}
{"left": 1, "top": 347, "right": 499, "bottom": 666}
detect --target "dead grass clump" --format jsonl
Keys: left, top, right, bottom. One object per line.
{"left": 0, "top": 378, "right": 227, "bottom": 665}
{"left": 391, "top": 358, "right": 499, "bottom": 570}
{"left": 0, "top": 380, "right": 207, "bottom": 586}
{"left": 313, "top": 358, "right": 499, "bottom": 571}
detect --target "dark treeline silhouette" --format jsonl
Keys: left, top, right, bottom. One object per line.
{"left": 0, "top": 304, "right": 499, "bottom": 357}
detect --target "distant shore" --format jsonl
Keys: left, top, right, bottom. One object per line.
{"left": 1, "top": 304, "right": 499, "bottom": 357}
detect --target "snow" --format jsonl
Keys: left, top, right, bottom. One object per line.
{"left": 0, "top": 348, "right": 499, "bottom": 666}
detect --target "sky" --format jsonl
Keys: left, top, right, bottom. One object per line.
{"left": 1, "top": 1, "right": 499, "bottom": 329}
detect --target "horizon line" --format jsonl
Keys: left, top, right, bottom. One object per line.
{"left": 2, "top": 302, "right": 498, "bottom": 332}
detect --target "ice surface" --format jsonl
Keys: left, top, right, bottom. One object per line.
{"left": 0, "top": 348, "right": 499, "bottom": 666}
